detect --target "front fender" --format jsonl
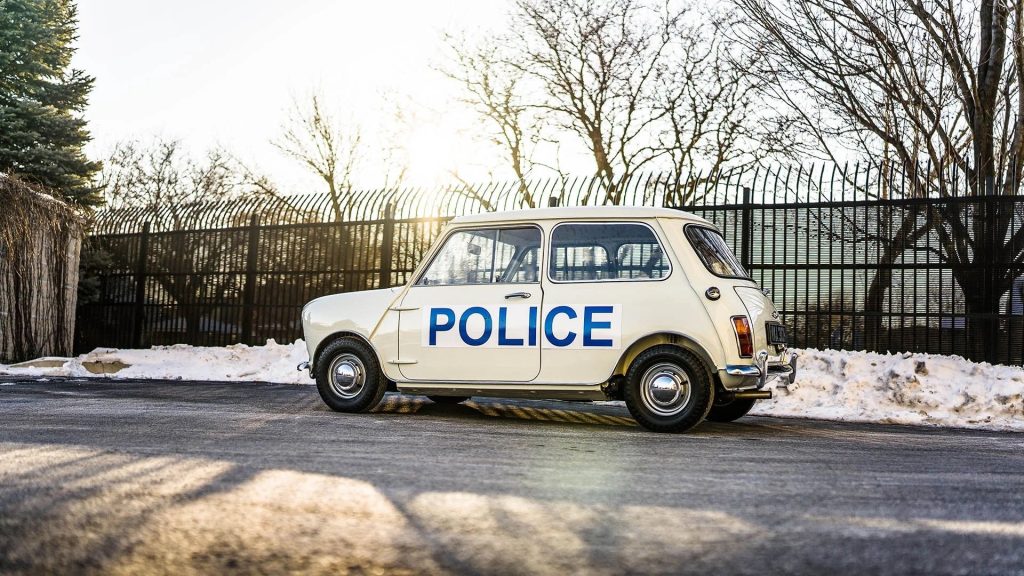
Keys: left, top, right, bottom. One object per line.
{"left": 301, "top": 288, "right": 402, "bottom": 364}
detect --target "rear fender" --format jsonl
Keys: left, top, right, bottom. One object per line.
{"left": 612, "top": 332, "right": 718, "bottom": 380}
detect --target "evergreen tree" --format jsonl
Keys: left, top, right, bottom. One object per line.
{"left": 0, "top": 0, "right": 100, "bottom": 207}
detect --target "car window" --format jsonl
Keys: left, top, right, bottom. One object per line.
{"left": 419, "top": 226, "right": 541, "bottom": 285}
{"left": 550, "top": 245, "right": 611, "bottom": 281}
{"left": 616, "top": 242, "right": 668, "bottom": 279}
{"left": 685, "top": 225, "right": 748, "bottom": 278}
{"left": 499, "top": 245, "right": 540, "bottom": 283}
{"left": 549, "top": 223, "right": 668, "bottom": 282}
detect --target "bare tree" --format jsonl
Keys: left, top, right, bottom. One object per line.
{"left": 653, "top": 11, "right": 801, "bottom": 204}
{"left": 443, "top": 36, "right": 538, "bottom": 207}
{"left": 447, "top": 0, "right": 796, "bottom": 205}
{"left": 275, "top": 93, "right": 362, "bottom": 221}
{"left": 98, "top": 139, "right": 275, "bottom": 342}
{"left": 102, "top": 139, "right": 272, "bottom": 219}
{"left": 511, "top": 0, "right": 679, "bottom": 202}
{"left": 736, "top": 0, "right": 1024, "bottom": 359}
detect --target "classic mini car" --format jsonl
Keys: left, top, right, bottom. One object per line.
{"left": 298, "top": 206, "right": 797, "bottom": 433}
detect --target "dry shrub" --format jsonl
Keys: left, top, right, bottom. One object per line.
{"left": 0, "top": 174, "right": 87, "bottom": 362}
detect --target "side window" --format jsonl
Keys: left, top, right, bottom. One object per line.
{"left": 418, "top": 229, "right": 495, "bottom": 285}
{"left": 616, "top": 243, "right": 668, "bottom": 279}
{"left": 549, "top": 223, "right": 668, "bottom": 282}
{"left": 493, "top": 227, "right": 542, "bottom": 283}
{"left": 550, "top": 245, "right": 611, "bottom": 281}
{"left": 418, "top": 227, "right": 541, "bottom": 285}
{"left": 685, "top": 225, "right": 748, "bottom": 278}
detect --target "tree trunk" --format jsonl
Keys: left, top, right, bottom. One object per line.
{"left": 184, "top": 302, "right": 203, "bottom": 345}
{"left": 863, "top": 210, "right": 925, "bottom": 351}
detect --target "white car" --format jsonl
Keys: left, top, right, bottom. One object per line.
{"left": 299, "top": 206, "right": 796, "bottom": 433}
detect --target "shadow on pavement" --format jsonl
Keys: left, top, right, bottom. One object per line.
{"left": 2, "top": 380, "right": 1023, "bottom": 575}
{"left": 371, "top": 394, "right": 638, "bottom": 428}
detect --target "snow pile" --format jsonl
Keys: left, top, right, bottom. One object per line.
{"left": 2, "top": 342, "right": 1022, "bottom": 431}
{"left": 753, "top": 348, "right": 1024, "bottom": 431}
{"left": 0, "top": 340, "right": 311, "bottom": 385}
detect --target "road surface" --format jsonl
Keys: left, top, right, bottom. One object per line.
{"left": 1, "top": 377, "right": 1022, "bottom": 575}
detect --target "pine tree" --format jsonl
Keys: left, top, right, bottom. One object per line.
{"left": 0, "top": 0, "right": 100, "bottom": 207}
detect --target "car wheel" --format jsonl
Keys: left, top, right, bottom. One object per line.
{"left": 315, "top": 337, "right": 387, "bottom": 413}
{"left": 624, "top": 345, "right": 714, "bottom": 433}
{"left": 427, "top": 395, "right": 471, "bottom": 405}
{"left": 705, "top": 397, "right": 757, "bottom": 423}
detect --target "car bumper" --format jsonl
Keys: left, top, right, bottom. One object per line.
{"left": 720, "top": 350, "right": 798, "bottom": 391}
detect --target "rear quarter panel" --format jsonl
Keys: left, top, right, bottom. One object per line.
{"left": 660, "top": 221, "right": 760, "bottom": 367}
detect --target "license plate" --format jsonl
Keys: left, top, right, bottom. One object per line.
{"left": 766, "top": 322, "right": 787, "bottom": 345}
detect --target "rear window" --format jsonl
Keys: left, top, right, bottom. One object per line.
{"left": 685, "top": 226, "right": 748, "bottom": 278}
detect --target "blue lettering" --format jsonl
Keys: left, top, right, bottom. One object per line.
{"left": 544, "top": 306, "right": 577, "bottom": 347}
{"left": 583, "top": 305, "right": 614, "bottom": 347}
{"left": 459, "top": 306, "right": 492, "bottom": 346}
{"left": 528, "top": 306, "right": 538, "bottom": 347}
{"left": 498, "top": 307, "right": 524, "bottom": 346}
{"left": 429, "top": 308, "right": 456, "bottom": 345}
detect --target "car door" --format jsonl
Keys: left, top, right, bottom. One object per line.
{"left": 396, "top": 225, "right": 543, "bottom": 382}
{"left": 536, "top": 221, "right": 674, "bottom": 384}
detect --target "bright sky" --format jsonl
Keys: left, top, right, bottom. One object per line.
{"left": 71, "top": 0, "right": 545, "bottom": 193}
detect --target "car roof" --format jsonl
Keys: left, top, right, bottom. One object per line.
{"left": 450, "top": 205, "right": 712, "bottom": 225}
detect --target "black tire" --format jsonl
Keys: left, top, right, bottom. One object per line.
{"left": 706, "top": 397, "right": 757, "bottom": 423}
{"left": 315, "top": 337, "right": 387, "bottom": 413}
{"left": 427, "top": 395, "right": 471, "bottom": 405}
{"left": 623, "top": 345, "right": 714, "bottom": 433}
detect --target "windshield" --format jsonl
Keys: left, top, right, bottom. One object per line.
{"left": 685, "top": 226, "right": 748, "bottom": 279}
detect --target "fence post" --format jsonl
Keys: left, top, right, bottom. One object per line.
{"left": 740, "top": 186, "right": 753, "bottom": 270}
{"left": 132, "top": 221, "right": 150, "bottom": 349}
{"left": 379, "top": 203, "right": 396, "bottom": 288}
{"left": 241, "top": 215, "right": 260, "bottom": 345}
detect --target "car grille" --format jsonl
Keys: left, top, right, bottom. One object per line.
{"left": 766, "top": 322, "right": 787, "bottom": 345}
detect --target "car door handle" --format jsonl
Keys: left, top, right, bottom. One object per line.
{"left": 504, "top": 291, "right": 532, "bottom": 300}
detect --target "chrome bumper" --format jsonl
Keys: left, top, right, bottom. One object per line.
{"left": 725, "top": 351, "right": 798, "bottom": 389}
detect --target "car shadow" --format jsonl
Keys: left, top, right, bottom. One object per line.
{"left": 369, "top": 394, "right": 639, "bottom": 429}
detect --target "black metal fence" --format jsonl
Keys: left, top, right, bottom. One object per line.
{"left": 76, "top": 163, "right": 1024, "bottom": 365}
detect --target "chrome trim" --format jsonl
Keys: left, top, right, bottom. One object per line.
{"left": 724, "top": 350, "right": 797, "bottom": 389}
{"left": 725, "top": 365, "right": 760, "bottom": 377}
{"left": 397, "top": 383, "right": 608, "bottom": 401}
{"left": 755, "top": 350, "right": 769, "bottom": 388}
{"left": 639, "top": 362, "right": 692, "bottom": 416}
{"left": 329, "top": 353, "right": 366, "bottom": 399}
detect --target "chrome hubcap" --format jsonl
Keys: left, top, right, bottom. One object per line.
{"left": 640, "top": 363, "right": 691, "bottom": 416}
{"left": 329, "top": 353, "right": 366, "bottom": 398}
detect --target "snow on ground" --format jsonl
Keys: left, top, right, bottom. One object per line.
{"left": 0, "top": 340, "right": 311, "bottom": 385}
{"left": 751, "top": 348, "right": 1024, "bottom": 431}
{"left": 1, "top": 342, "right": 1021, "bottom": 431}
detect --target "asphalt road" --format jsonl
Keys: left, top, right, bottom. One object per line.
{"left": 0, "top": 377, "right": 1022, "bottom": 576}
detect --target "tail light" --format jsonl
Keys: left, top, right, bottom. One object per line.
{"left": 731, "top": 316, "right": 754, "bottom": 358}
